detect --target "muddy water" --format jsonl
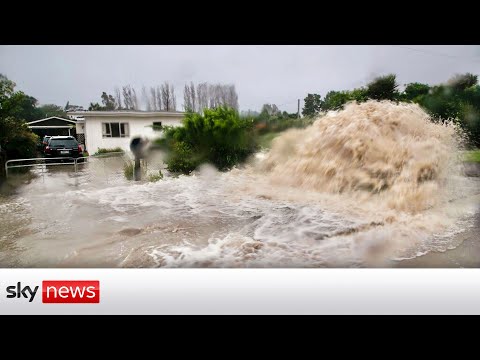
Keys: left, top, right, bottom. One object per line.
{"left": 0, "top": 101, "right": 479, "bottom": 268}
{"left": 0, "top": 160, "right": 478, "bottom": 268}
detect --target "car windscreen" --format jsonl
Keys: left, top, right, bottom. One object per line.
{"left": 48, "top": 139, "right": 78, "bottom": 148}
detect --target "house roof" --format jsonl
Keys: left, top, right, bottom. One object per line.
{"left": 27, "top": 116, "right": 77, "bottom": 125}
{"left": 67, "top": 110, "right": 184, "bottom": 118}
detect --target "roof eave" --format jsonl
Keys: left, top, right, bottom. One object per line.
{"left": 67, "top": 111, "right": 185, "bottom": 118}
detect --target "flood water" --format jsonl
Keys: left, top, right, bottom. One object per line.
{"left": 0, "top": 154, "right": 478, "bottom": 268}
{"left": 1, "top": 101, "right": 479, "bottom": 268}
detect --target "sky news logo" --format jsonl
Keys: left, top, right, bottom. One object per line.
{"left": 5, "top": 281, "right": 100, "bottom": 303}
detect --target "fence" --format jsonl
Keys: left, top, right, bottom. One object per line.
{"left": 5, "top": 157, "right": 79, "bottom": 178}
{"left": 4, "top": 151, "right": 166, "bottom": 184}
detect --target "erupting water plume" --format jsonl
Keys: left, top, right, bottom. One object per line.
{"left": 261, "top": 100, "right": 462, "bottom": 213}
{"left": 0, "top": 101, "right": 478, "bottom": 268}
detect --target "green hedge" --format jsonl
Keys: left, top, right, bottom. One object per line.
{"left": 94, "top": 147, "right": 124, "bottom": 155}
{"left": 156, "top": 107, "right": 258, "bottom": 174}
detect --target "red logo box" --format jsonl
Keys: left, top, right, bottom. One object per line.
{"left": 42, "top": 281, "right": 100, "bottom": 303}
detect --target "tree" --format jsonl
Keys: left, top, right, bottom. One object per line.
{"left": 403, "top": 83, "right": 430, "bottom": 101}
{"left": 0, "top": 74, "right": 39, "bottom": 173}
{"left": 0, "top": 74, "right": 15, "bottom": 102}
{"left": 131, "top": 87, "right": 139, "bottom": 110}
{"left": 349, "top": 88, "right": 368, "bottom": 102}
{"left": 415, "top": 77, "right": 480, "bottom": 146}
{"left": 302, "top": 93, "right": 322, "bottom": 117}
{"left": 259, "top": 104, "right": 280, "bottom": 119}
{"left": 161, "top": 82, "right": 176, "bottom": 111}
{"left": 183, "top": 83, "right": 194, "bottom": 112}
{"left": 448, "top": 73, "right": 478, "bottom": 91}
{"left": 88, "top": 102, "right": 102, "bottom": 111}
{"left": 114, "top": 87, "right": 123, "bottom": 110}
{"left": 100, "top": 92, "right": 117, "bottom": 110}
{"left": 122, "top": 85, "right": 138, "bottom": 110}
{"left": 141, "top": 86, "right": 151, "bottom": 111}
{"left": 87, "top": 92, "right": 118, "bottom": 111}
{"left": 1, "top": 90, "right": 42, "bottom": 122}
{"left": 155, "top": 86, "right": 162, "bottom": 111}
{"left": 225, "top": 84, "right": 239, "bottom": 111}
{"left": 182, "top": 82, "right": 239, "bottom": 113}
{"left": 322, "top": 91, "right": 351, "bottom": 111}
{"left": 37, "top": 104, "right": 68, "bottom": 118}
{"left": 189, "top": 82, "right": 196, "bottom": 112}
{"left": 149, "top": 87, "right": 158, "bottom": 111}
{"left": 197, "top": 82, "right": 209, "bottom": 112}
{"left": 366, "top": 74, "right": 399, "bottom": 101}
{"left": 64, "top": 102, "right": 84, "bottom": 112}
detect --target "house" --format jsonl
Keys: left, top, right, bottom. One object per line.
{"left": 66, "top": 110, "right": 184, "bottom": 154}
{"left": 27, "top": 116, "right": 79, "bottom": 139}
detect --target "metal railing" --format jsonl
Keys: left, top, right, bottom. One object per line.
{"left": 5, "top": 157, "right": 82, "bottom": 177}
{"left": 3, "top": 153, "right": 127, "bottom": 178}
{"left": 4, "top": 151, "right": 164, "bottom": 182}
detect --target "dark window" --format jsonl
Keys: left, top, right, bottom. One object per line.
{"left": 48, "top": 139, "right": 78, "bottom": 148}
{"left": 111, "top": 123, "right": 120, "bottom": 137}
{"left": 102, "top": 122, "right": 129, "bottom": 138}
{"left": 153, "top": 122, "right": 163, "bottom": 131}
{"left": 120, "top": 123, "right": 127, "bottom": 136}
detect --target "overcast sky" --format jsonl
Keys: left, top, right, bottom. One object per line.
{"left": 1, "top": 45, "right": 480, "bottom": 113}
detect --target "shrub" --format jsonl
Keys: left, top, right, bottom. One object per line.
{"left": 0, "top": 116, "right": 38, "bottom": 162}
{"left": 123, "top": 161, "right": 134, "bottom": 180}
{"left": 148, "top": 170, "right": 164, "bottom": 182}
{"left": 123, "top": 160, "right": 147, "bottom": 180}
{"left": 156, "top": 107, "right": 258, "bottom": 174}
{"left": 94, "top": 147, "right": 124, "bottom": 155}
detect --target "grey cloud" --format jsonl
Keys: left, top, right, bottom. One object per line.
{"left": 0, "top": 45, "right": 479, "bottom": 113}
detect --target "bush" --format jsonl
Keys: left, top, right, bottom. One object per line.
{"left": 156, "top": 107, "right": 258, "bottom": 174}
{"left": 123, "top": 160, "right": 147, "bottom": 180}
{"left": 0, "top": 116, "right": 38, "bottom": 161}
{"left": 123, "top": 161, "right": 134, "bottom": 180}
{"left": 148, "top": 170, "right": 164, "bottom": 182}
{"left": 94, "top": 147, "right": 124, "bottom": 155}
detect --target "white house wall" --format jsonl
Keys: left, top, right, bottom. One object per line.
{"left": 76, "top": 122, "right": 85, "bottom": 134}
{"left": 84, "top": 116, "right": 182, "bottom": 154}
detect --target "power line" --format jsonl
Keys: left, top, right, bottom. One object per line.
{"left": 276, "top": 100, "right": 299, "bottom": 108}
{"left": 391, "top": 45, "right": 480, "bottom": 61}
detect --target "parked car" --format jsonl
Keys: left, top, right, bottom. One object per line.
{"left": 44, "top": 136, "right": 82, "bottom": 159}
{"left": 40, "top": 135, "right": 52, "bottom": 151}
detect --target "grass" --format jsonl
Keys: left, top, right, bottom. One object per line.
{"left": 148, "top": 170, "right": 164, "bottom": 182}
{"left": 123, "top": 162, "right": 134, "bottom": 180}
{"left": 464, "top": 150, "right": 480, "bottom": 163}
{"left": 123, "top": 161, "right": 148, "bottom": 180}
{"left": 257, "top": 131, "right": 283, "bottom": 149}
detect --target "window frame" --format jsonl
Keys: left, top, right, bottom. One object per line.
{"left": 102, "top": 123, "right": 112, "bottom": 137}
{"left": 152, "top": 121, "right": 163, "bottom": 131}
{"left": 102, "top": 122, "right": 130, "bottom": 138}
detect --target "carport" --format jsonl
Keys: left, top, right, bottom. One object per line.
{"left": 27, "top": 116, "right": 77, "bottom": 138}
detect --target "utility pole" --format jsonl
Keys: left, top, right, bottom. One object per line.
{"left": 297, "top": 99, "right": 300, "bottom": 118}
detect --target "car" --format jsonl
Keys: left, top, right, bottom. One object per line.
{"left": 44, "top": 136, "right": 82, "bottom": 159}
{"left": 40, "top": 135, "right": 52, "bottom": 151}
